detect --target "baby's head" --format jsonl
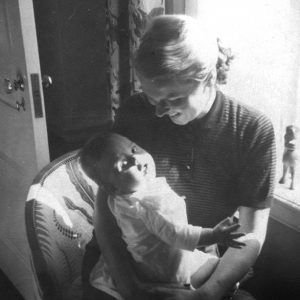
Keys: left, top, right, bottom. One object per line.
{"left": 80, "top": 133, "right": 156, "bottom": 194}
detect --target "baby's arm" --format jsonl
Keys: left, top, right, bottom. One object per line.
{"left": 141, "top": 207, "right": 244, "bottom": 250}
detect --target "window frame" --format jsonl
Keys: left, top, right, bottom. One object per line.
{"left": 271, "top": 191, "right": 300, "bottom": 232}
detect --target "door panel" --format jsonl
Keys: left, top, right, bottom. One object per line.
{"left": 0, "top": 0, "right": 49, "bottom": 299}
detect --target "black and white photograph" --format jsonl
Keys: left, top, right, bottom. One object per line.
{"left": 0, "top": 1, "right": 299, "bottom": 299}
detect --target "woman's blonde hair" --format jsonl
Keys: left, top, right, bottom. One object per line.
{"left": 134, "top": 15, "right": 233, "bottom": 85}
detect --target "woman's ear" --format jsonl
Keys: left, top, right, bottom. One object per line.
{"left": 206, "top": 69, "right": 217, "bottom": 87}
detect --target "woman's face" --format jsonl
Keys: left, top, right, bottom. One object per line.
{"left": 139, "top": 76, "right": 215, "bottom": 125}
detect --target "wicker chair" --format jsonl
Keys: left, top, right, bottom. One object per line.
{"left": 25, "top": 150, "right": 256, "bottom": 300}
{"left": 25, "top": 150, "right": 97, "bottom": 300}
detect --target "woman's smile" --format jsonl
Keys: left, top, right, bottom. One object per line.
{"left": 169, "top": 112, "right": 180, "bottom": 117}
{"left": 139, "top": 74, "right": 216, "bottom": 125}
{"left": 169, "top": 112, "right": 181, "bottom": 120}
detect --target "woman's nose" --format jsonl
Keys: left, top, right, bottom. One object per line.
{"left": 155, "top": 100, "right": 170, "bottom": 117}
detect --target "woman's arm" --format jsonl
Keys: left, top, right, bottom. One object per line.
{"left": 195, "top": 115, "right": 275, "bottom": 299}
{"left": 152, "top": 206, "right": 270, "bottom": 300}
{"left": 193, "top": 206, "right": 270, "bottom": 300}
{"left": 94, "top": 190, "right": 141, "bottom": 299}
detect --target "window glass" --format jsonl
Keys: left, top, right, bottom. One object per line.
{"left": 190, "top": 0, "right": 300, "bottom": 204}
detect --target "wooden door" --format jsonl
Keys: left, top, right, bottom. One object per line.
{"left": 0, "top": 0, "right": 49, "bottom": 299}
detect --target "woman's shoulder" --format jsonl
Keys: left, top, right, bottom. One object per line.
{"left": 113, "top": 92, "right": 163, "bottom": 143}
{"left": 122, "top": 92, "right": 152, "bottom": 110}
{"left": 220, "top": 91, "right": 273, "bottom": 130}
{"left": 218, "top": 92, "right": 275, "bottom": 150}
{"left": 115, "top": 92, "right": 156, "bottom": 122}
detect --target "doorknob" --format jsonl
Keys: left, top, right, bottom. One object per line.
{"left": 42, "top": 75, "right": 53, "bottom": 88}
{"left": 4, "top": 78, "right": 14, "bottom": 94}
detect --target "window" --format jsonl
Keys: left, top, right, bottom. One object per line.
{"left": 181, "top": 0, "right": 300, "bottom": 230}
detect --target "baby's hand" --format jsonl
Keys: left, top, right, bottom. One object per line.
{"left": 212, "top": 217, "right": 245, "bottom": 248}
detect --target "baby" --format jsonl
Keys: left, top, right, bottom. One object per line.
{"left": 80, "top": 133, "right": 245, "bottom": 299}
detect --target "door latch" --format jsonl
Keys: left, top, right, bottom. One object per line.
{"left": 4, "top": 74, "right": 26, "bottom": 93}
{"left": 14, "top": 74, "right": 25, "bottom": 91}
{"left": 16, "top": 97, "right": 26, "bottom": 111}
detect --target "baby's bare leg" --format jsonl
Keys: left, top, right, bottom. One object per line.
{"left": 190, "top": 256, "right": 219, "bottom": 289}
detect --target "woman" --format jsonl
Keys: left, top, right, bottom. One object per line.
{"left": 82, "top": 15, "right": 276, "bottom": 300}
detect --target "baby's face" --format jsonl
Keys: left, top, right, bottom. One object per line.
{"left": 101, "top": 134, "right": 156, "bottom": 194}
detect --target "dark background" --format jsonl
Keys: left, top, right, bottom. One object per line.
{"left": 33, "top": 0, "right": 112, "bottom": 160}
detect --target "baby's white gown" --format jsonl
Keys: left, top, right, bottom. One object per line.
{"left": 90, "top": 177, "right": 217, "bottom": 300}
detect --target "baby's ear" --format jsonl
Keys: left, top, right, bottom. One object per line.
{"left": 115, "top": 161, "right": 122, "bottom": 173}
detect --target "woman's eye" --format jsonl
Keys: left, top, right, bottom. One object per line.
{"left": 132, "top": 146, "right": 137, "bottom": 154}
